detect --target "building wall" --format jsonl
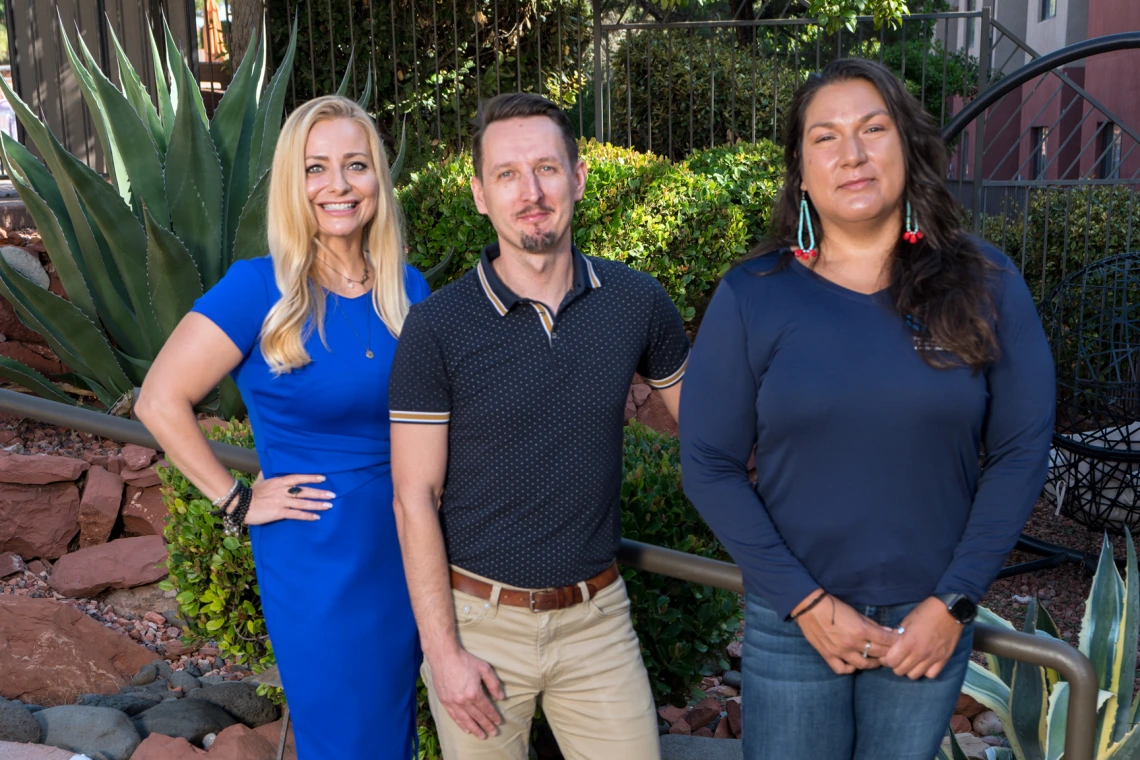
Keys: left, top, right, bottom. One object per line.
{"left": 1079, "top": 0, "right": 1140, "bottom": 179}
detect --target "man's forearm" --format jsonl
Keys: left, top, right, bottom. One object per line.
{"left": 394, "top": 493, "right": 461, "bottom": 659}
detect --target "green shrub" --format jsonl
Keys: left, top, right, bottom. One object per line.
{"left": 686, "top": 140, "right": 785, "bottom": 247}
{"left": 399, "top": 139, "right": 749, "bottom": 320}
{"left": 620, "top": 421, "right": 744, "bottom": 705}
{"left": 980, "top": 185, "right": 1140, "bottom": 304}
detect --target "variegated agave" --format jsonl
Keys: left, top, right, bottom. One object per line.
{"left": 959, "top": 531, "right": 1140, "bottom": 760}
{"left": 0, "top": 15, "right": 393, "bottom": 418}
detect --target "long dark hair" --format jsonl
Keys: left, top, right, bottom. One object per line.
{"left": 744, "top": 58, "right": 998, "bottom": 371}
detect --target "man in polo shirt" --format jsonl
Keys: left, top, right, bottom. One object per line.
{"left": 388, "top": 92, "right": 688, "bottom": 760}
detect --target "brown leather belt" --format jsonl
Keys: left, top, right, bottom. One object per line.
{"left": 450, "top": 563, "right": 621, "bottom": 612}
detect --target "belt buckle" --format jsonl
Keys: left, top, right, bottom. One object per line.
{"left": 528, "top": 588, "right": 556, "bottom": 613}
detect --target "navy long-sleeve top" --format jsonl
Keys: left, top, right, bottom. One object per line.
{"left": 679, "top": 244, "right": 1055, "bottom": 620}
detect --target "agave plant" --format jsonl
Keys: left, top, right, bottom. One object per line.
{"left": 0, "top": 15, "right": 389, "bottom": 417}
{"left": 960, "top": 531, "right": 1139, "bottom": 760}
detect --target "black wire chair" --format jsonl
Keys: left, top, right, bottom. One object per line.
{"left": 1039, "top": 252, "right": 1140, "bottom": 537}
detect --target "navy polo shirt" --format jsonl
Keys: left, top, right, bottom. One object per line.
{"left": 389, "top": 244, "right": 690, "bottom": 588}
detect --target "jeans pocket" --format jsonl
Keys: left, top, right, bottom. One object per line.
{"left": 453, "top": 591, "right": 490, "bottom": 629}
{"left": 589, "top": 578, "right": 633, "bottom": 619}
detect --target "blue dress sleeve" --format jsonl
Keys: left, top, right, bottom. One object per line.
{"left": 191, "top": 258, "right": 274, "bottom": 357}
{"left": 404, "top": 264, "right": 432, "bottom": 305}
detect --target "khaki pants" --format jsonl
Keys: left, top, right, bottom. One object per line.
{"left": 422, "top": 566, "right": 661, "bottom": 760}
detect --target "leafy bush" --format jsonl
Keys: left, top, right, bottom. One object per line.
{"left": 980, "top": 185, "right": 1139, "bottom": 304}
{"left": 686, "top": 140, "right": 785, "bottom": 246}
{"left": 620, "top": 421, "right": 743, "bottom": 705}
{"left": 399, "top": 139, "right": 749, "bottom": 320}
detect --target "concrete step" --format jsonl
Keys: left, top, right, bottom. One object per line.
{"left": 660, "top": 735, "right": 742, "bottom": 760}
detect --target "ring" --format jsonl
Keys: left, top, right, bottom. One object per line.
{"left": 287, "top": 486, "right": 302, "bottom": 495}
{"left": 896, "top": 626, "right": 906, "bottom": 635}
{"left": 862, "top": 640, "right": 872, "bottom": 659}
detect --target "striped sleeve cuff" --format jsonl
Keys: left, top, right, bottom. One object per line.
{"left": 389, "top": 410, "right": 451, "bottom": 424}
{"left": 644, "top": 353, "right": 689, "bottom": 389}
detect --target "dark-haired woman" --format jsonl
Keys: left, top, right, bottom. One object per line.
{"left": 678, "top": 59, "right": 1054, "bottom": 759}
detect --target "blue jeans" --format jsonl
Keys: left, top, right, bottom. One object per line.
{"left": 742, "top": 593, "right": 973, "bottom": 760}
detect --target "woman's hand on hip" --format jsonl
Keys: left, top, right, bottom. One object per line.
{"left": 881, "top": 597, "right": 964, "bottom": 679}
{"left": 795, "top": 592, "right": 900, "bottom": 674}
{"left": 243, "top": 473, "right": 334, "bottom": 526}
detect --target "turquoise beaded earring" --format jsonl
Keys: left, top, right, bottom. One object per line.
{"left": 792, "top": 194, "right": 817, "bottom": 260}
{"left": 903, "top": 200, "right": 924, "bottom": 244}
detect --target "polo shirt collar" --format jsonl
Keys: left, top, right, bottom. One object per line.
{"left": 476, "top": 243, "right": 602, "bottom": 317}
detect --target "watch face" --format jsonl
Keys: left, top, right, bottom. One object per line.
{"left": 949, "top": 596, "right": 977, "bottom": 623}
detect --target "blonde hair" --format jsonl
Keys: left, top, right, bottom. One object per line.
{"left": 260, "top": 95, "right": 408, "bottom": 374}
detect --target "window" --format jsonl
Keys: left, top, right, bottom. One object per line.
{"left": 967, "top": 0, "right": 977, "bottom": 48}
{"left": 1041, "top": 0, "right": 1057, "bottom": 20}
{"left": 1101, "top": 122, "right": 1122, "bottom": 179}
{"left": 1032, "top": 126, "right": 1049, "bottom": 180}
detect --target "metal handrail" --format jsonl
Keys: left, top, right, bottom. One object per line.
{"left": 0, "top": 388, "right": 1099, "bottom": 760}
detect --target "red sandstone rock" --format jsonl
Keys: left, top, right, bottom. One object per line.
{"left": 0, "top": 742, "right": 83, "bottom": 759}
{"left": 253, "top": 719, "right": 298, "bottom": 760}
{"left": 0, "top": 343, "right": 66, "bottom": 375}
{"left": 706, "top": 684, "right": 739, "bottom": 699}
{"left": 658, "top": 705, "right": 688, "bottom": 725}
{"left": 956, "top": 692, "right": 988, "bottom": 720}
{"left": 122, "top": 485, "right": 167, "bottom": 538}
{"left": 208, "top": 724, "right": 276, "bottom": 759}
{"left": 78, "top": 466, "right": 123, "bottom": 548}
{"left": 951, "top": 714, "right": 973, "bottom": 734}
{"left": 633, "top": 390, "right": 678, "bottom": 437}
{"left": 129, "top": 734, "right": 209, "bottom": 759}
{"left": 714, "top": 716, "right": 733, "bottom": 739}
{"left": 0, "top": 551, "right": 24, "bottom": 578}
{"left": 121, "top": 466, "right": 162, "bottom": 488}
{"left": 687, "top": 696, "right": 721, "bottom": 730}
{"left": 121, "top": 444, "right": 157, "bottom": 470}
{"left": 668, "top": 717, "right": 692, "bottom": 735}
{"left": 81, "top": 451, "right": 110, "bottom": 468}
{"left": 693, "top": 727, "right": 714, "bottom": 738}
{"left": 165, "top": 639, "right": 203, "bottom": 657}
{"left": 48, "top": 536, "right": 167, "bottom": 598}
{"left": 0, "top": 596, "right": 155, "bottom": 705}
{"left": 0, "top": 482, "right": 81, "bottom": 559}
{"left": 631, "top": 383, "right": 652, "bottom": 406}
{"left": 726, "top": 697, "right": 742, "bottom": 738}
{"left": 26, "top": 559, "right": 48, "bottom": 576}
{"left": 0, "top": 452, "right": 88, "bottom": 484}
{"left": 107, "top": 454, "right": 124, "bottom": 475}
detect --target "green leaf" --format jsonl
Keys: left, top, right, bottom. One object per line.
{"left": 176, "top": 590, "right": 196, "bottom": 605}
{"left": 1044, "top": 681, "right": 1068, "bottom": 760}
{"left": 0, "top": 235, "right": 131, "bottom": 397}
{"left": 1081, "top": 534, "right": 1125, "bottom": 751}
{"left": 231, "top": 171, "right": 270, "bottom": 263}
{"left": 0, "top": 358, "right": 76, "bottom": 405}
{"left": 84, "top": 44, "right": 169, "bottom": 226}
{"left": 107, "top": 18, "right": 166, "bottom": 155}
{"left": 1104, "top": 723, "right": 1140, "bottom": 758}
{"left": 210, "top": 25, "right": 263, "bottom": 266}
{"left": 963, "top": 663, "right": 1025, "bottom": 759}
{"left": 222, "top": 536, "right": 240, "bottom": 551}
{"left": 52, "top": 129, "right": 159, "bottom": 357}
{"left": 142, "top": 203, "right": 203, "bottom": 341}
{"left": 248, "top": 14, "right": 298, "bottom": 187}
{"left": 57, "top": 21, "right": 124, "bottom": 202}
{"left": 148, "top": 18, "right": 175, "bottom": 142}
{"left": 0, "top": 134, "right": 98, "bottom": 322}
{"left": 335, "top": 49, "right": 356, "bottom": 97}
{"left": 976, "top": 605, "right": 1018, "bottom": 686}
{"left": 163, "top": 15, "right": 207, "bottom": 128}
{"left": 166, "top": 44, "right": 223, "bottom": 289}
{"left": 1009, "top": 659, "right": 1048, "bottom": 760}
{"left": 356, "top": 67, "right": 374, "bottom": 111}
{"left": 205, "top": 618, "right": 225, "bottom": 631}
{"left": 1117, "top": 529, "right": 1139, "bottom": 740}
{"left": 424, "top": 246, "right": 454, "bottom": 287}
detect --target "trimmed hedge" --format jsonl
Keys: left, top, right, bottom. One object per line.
{"left": 399, "top": 139, "right": 751, "bottom": 320}
{"left": 686, "top": 140, "right": 785, "bottom": 247}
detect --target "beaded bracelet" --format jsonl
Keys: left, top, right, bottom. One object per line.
{"left": 790, "top": 589, "right": 828, "bottom": 621}
{"left": 211, "top": 480, "right": 240, "bottom": 509}
{"left": 221, "top": 484, "right": 253, "bottom": 536}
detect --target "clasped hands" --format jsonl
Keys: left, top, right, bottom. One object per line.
{"left": 793, "top": 592, "right": 963, "bottom": 680}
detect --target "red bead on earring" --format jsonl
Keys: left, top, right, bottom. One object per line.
{"left": 903, "top": 201, "right": 923, "bottom": 245}
{"left": 793, "top": 248, "right": 817, "bottom": 260}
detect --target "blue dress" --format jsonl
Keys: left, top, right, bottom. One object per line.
{"left": 192, "top": 255, "right": 429, "bottom": 759}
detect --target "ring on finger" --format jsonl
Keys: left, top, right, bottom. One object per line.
{"left": 862, "top": 640, "right": 872, "bottom": 659}
{"left": 287, "top": 486, "right": 302, "bottom": 495}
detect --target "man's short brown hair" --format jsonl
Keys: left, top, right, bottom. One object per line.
{"left": 471, "top": 93, "right": 579, "bottom": 179}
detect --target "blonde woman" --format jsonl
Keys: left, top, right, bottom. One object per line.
{"left": 137, "top": 95, "right": 428, "bottom": 758}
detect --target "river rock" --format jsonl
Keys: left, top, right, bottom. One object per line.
{"left": 76, "top": 692, "right": 162, "bottom": 717}
{"left": 0, "top": 696, "right": 40, "bottom": 743}
{"left": 187, "top": 682, "right": 278, "bottom": 727}
{"left": 33, "top": 705, "right": 140, "bottom": 760}
{"left": 132, "top": 698, "right": 236, "bottom": 744}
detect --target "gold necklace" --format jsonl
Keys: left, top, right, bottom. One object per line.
{"left": 334, "top": 295, "right": 374, "bottom": 359}
{"left": 318, "top": 256, "right": 371, "bottom": 290}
